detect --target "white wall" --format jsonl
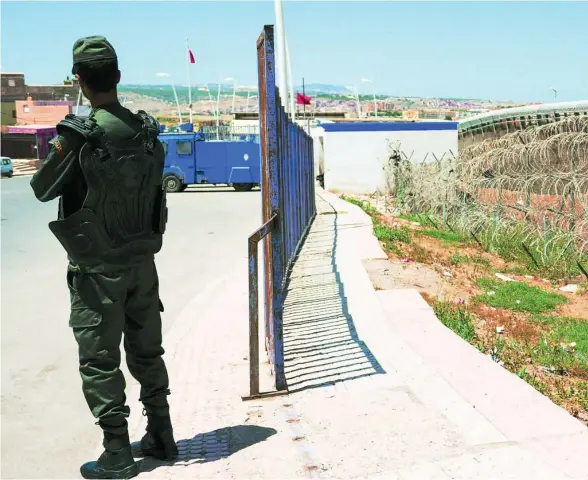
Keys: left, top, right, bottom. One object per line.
{"left": 322, "top": 124, "right": 458, "bottom": 195}
{"left": 309, "top": 125, "right": 325, "bottom": 178}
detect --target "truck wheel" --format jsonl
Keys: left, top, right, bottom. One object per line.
{"left": 164, "top": 175, "right": 183, "bottom": 193}
{"left": 233, "top": 183, "right": 254, "bottom": 192}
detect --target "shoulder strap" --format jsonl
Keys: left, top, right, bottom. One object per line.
{"left": 57, "top": 114, "right": 104, "bottom": 147}
{"left": 135, "top": 110, "right": 160, "bottom": 154}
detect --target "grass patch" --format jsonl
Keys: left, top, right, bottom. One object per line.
{"left": 476, "top": 277, "right": 500, "bottom": 290}
{"left": 450, "top": 254, "right": 492, "bottom": 269}
{"left": 421, "top": 229, "right": 465, "bottom": 245}
{"left": 385, "top": 243, "right": 404, "bottom": 256}
{"left": 398, "top": 213, "right": 421, "bottom": 223}
{"left": 515, "top": 367, "right": 553, "bottom": 397}
{"left": 373, "top": 224, "right": 412, "bottom": 244}
{"left": 502, "top": 263, "right": 536, "bottom": 277}
{"left": 475, "top": 279, "right": 567, "bottom": 314}
{"left": 486, "top": 333, "right": 588, "bottom": 409}
{"left": 341, "top": 195, "right": 412, "bottom": 254}
{"left": 533, "top": 316, "right": 588, "bottom": 365}
{"left": 432, "top": 301, "right": 477, "bottom": 343}
{"left": 341, "top": 195, "right": 377, "bottom": 215}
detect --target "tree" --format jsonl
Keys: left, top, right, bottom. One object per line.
{"left": 444, "top": 115, "right": 453, "bottom": 121}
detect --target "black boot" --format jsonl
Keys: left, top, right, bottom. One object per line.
{"left": 140, "top": 413, "right": 178, "bottom": 460}
{"left": 80, "top": 431, "right": 139, "bottom": 479}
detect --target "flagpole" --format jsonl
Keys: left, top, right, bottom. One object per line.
{"left": 274, "top": 0, "right": 288, "bottom": 111}
{"left": 186, "top": 38, "right": 193, "bottom": 124}
{"left": 171, "top": 83, "right": 183, "bottom": 124}
{"left": 215, "top": 73, "right": 222, "bottom": 140}
{"left": 302, "top": 78, "right": 306, "bottom": 117}
{"left": 303, "top": 77, "right": 308, "bottom": 132}
{"left": 285, "top": 36, "right": 295, "bottom": 121}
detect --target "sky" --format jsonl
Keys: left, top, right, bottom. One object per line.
{"left": 1, "top": 1, "right": 587, "bottom": 102}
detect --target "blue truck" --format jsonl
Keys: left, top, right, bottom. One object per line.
{"left": 159, "top": 132, "right": 261, "bottom": 192}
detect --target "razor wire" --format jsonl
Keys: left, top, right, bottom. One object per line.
{"left": 377, "top": 117, "right": 588, "bottom": 271}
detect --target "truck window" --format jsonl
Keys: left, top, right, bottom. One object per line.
{"left": 177, "top": 141, "right": 192, "bottom": 155}
{"left": 161, "top": 142, "right": 167, "bottom": 156}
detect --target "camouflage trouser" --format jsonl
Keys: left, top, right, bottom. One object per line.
{"left": 67, "top": 260, "right": 171, "bottom": 435}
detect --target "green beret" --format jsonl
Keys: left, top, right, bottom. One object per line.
{"left": 72, "top": 36, "right": 117, "bottom": 66}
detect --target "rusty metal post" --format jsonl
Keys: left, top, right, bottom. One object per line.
{"left": 245, "top": 214, "right": 279, "bottom": 399}
{"left": 247, "top": 236, "right": 260, "bottom": 396}
{"left": 248, "top": 24, "right": 317, "bottom": 396}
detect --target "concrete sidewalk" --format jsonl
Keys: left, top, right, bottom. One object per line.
{"left": 124, "top": 189, "right": 587, "bottom": 479}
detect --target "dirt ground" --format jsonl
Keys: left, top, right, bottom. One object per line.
{"left": 354, "top": 199, "right": 588, "bottom": 425}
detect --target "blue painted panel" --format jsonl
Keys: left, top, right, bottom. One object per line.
{"left": 193, "top": 142, "right": 228, "bottom": 184}
{"left": 224, "top": 142, "right": 262, "bottom": 184}
{"left": 160, "top": 134, "right": 196, "bottom": 184}
{"left": 320, "top": 121, "right": 459, "bottom": 132}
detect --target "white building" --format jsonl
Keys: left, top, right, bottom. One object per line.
{"left": 317, "top": 121, "right": 459, "bottom": 195}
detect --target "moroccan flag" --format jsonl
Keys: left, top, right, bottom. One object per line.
{"left": 188, "top": 49, "right": 195, "bottom": 64}
{"left": 296, "top": 92, "right": 311, "bottom": 105}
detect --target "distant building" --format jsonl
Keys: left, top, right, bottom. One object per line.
{"left": 1, "top": 72, "right": 83, "bottom": 134}
{"left": 1, "top": 124, "right": 57, "bottom": 160}
{"left": 1, "top": 72, "right": 80, "bottom": 107}
{"left": 403, "top": 110, "right": 419, "bottom": 121}
{"left": 1, "top": 101, "right": 17, "bottom": 127}
{"left": 1, "top": 73, "right": 27, "bottom": 101}
{"left": 24, "top": 78, "right": 81, "bottom": 102}
{"left": 15, "top": 99, "right": 73, "bottom": 125}
{"left": 318, "top": 121, "right": 459, "bottom": 195}
{"left": 1, "top": 73, "right": 26, "bottom": 127}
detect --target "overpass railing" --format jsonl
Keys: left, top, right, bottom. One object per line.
{"left": 245, "top": 24, "right": 316, "bottom": 398}
{"left": 458, "top": 100, "right": 588, "bottom": 147}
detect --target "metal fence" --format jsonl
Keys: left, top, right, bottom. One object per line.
{"left": 245, "top": 25, "right": 316, "bottom": 398}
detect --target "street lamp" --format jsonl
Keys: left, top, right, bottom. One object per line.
{"left": 156, "top": 72, "right": 182, "bottom": 124}
{"left": 198, "top": 86, "right": 215, "bottom": 119}
{"left": 215, "top": 76, "right": 236, "bottom": 139}
{"left": 549, "top": 86, "right": 558, "bottom": 101}
{"left": 198, "top": 85, "right": 214, "bottom": 104}
{"left": 247, "top": 93, "right": 258, "bottom": 113}
{"left": 361, "top": 78, "right": 378, "bottom": 119}
{"left": 224, "top": 77, "right": 237, "bottom": 114}
{"left": 345, "top": 85, "right": 361, "bottom": 119}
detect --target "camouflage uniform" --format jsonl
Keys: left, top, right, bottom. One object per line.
{"left": 31, "top": 36, "right": 177, "bottom": 479}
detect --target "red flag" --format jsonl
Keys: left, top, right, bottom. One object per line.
{"left": 188, "top": 49, "right": 195, "bottom": 64}
{"left": 296, "top": 92, "right": 311, "bottom": 105}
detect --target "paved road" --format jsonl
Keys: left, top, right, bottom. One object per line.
{"left": 1, "top": 176, "right": 261, "bottom": 478}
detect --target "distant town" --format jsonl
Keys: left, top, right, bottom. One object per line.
{"left": 1, "top": 72, "right": 535, "bottom": 127}
{"left": 0, "top": 71, "right": 536, "bottom": 160}
{"left": 117, "top": 83, "right": 532, "bottom": 122}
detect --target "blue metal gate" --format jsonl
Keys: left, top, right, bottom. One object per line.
{"left": 246, "top": 25, "right": 316, "bottom": 397}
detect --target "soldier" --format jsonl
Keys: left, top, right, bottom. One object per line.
{"left": 30, "top": 36, "right": 177, "bottom": 479}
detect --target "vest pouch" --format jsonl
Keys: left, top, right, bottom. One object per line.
{"left": 49, "top": 208, "right": 112, "bottom": 268}
{"left": 153, "top": 187, "right": 167, "bottom": 234}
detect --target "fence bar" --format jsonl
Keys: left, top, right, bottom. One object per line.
{"left": 246, "top": 214, "right": 278, "bottom": 398}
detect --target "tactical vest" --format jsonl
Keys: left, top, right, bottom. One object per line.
{"left": 48, "top": 111, "right": 168, "bottom": 272}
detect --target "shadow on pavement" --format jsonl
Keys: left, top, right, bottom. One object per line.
{"left": 132, "top": 425, "right": 277, "bottom": 472}
{"left": 282, "top": 195, "right": 385, "bottom": 393}
{"left": 181, "top": 186, "right": 261, "bottom": 194}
